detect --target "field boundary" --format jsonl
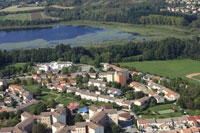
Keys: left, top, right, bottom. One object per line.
{"left": 186, "top": 73, "right": 200, "bottom": 81}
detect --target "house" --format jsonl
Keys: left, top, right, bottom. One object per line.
{"left": 114, "top": 71, "right": 126, "bottom": 85}
{"left": 107, "top": 88, "right": 121, "bottom": 96}
{"left": 98, "top": 73, "right": 107, "bottom": 79}
{"left": 78, "top": 107, "right": 88, "bottom": 116}
{"left": 90, "top": 108, "right": 118, "bottom": 126}
{"left": 68, "top": 103, "right": 80, "bottom": 112}
{"left": 143, "top": 124, "right": 153, "bottom": 131}
{"left": 0, "top": 79, "right": 7, "bottom": 87}
{"left": 0, "top": 91, "right": 4, "bottom": 98}
{"left": 149, "top": 91, "right": 157, "bottom": 97}
{"left": 89, "top": 73, "right": 97, "bottom": 79}
{"left": 55, "top": 122, "right": 104, "bottom": 133}
{"left": 57, "top": 85, "right": 66, "bottom": 92}
{"left": 88, "top": 80, "right": 106, "bottom": 88}
{"left": 106, "top": 72, "right": 115, "bottom": 82}
{"left": 156, "top": 118, "right": 173, "bottom": 127}
{"left": 119, "top": 112, "right": 132, "bottom": 121}
{"left": 134, "top": 97, "right": 150, "bottom": 106}
{"left": 187, "top": 116, "right": 199, "bottom": 127}
{"left": 0, "top": 102, "right": 5, "bottom": 108}
{"left": 153, "top": 95, "right": 165, "bottom": 103}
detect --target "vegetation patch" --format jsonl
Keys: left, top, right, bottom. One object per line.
{"left": 30, "top": 12, "right": 43, "bottom": 20}
{"left": 4, "top": 13, "right": 30, "bottom": 21}
{"left": 0, "top": 5, "right": 45, "bottom": 12}
{"left": 158, "top": 109, "right": 174, "bottom": 115}
{"left": 50, "top": 5, "right": 75, "bottom": 10}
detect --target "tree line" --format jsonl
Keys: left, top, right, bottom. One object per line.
{"left": 0, "top": 37, "right": 200, "bottom": 67}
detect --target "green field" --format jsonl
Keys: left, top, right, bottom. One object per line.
{"left": 158, "top": 109, "right": 174, "bottom": 115}
{"left": 140, "top": 103, "right": 182, "bottom": 119}
{"left": 56, "top": 96, "right": 79, "bottom": 106}
{"left": 119, "top": 59, "right": 200, "bottom": 79}
{"left": 0, "top": 5, "right": 45, "bottom": 12}
{"left": 4, "top": 13, "right": 29, "bottom": 21}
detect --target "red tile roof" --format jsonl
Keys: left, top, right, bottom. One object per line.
{"left": 68, "top": 103, "right": 79, "bottom": 111}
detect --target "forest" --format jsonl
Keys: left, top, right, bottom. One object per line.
{"left": 0, "top": 37, "right": 200, "bottom": 67}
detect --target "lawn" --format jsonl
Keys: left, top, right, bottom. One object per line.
{"left": 23, "top": 85, "right": 39, "bottom": 93}
{"left": 158, "top": 109, "right": 174, "bottom": 115}
{"left": 55, "top": 96, "right": 79, "bottom": 106}
{"left": 119, "top": 59, "right": 200, "bottom": 79}
{"left": 40, "top": 93, "right": 57, "bottom": 101}
{"left": 4, "top": 13, "right": 30, "bottom": 21}
{"left": 0, "top": 5, "right": 45, "bottom": 12}
{"left": 139, "top": 103, "right": 182, "bottom": 119}
{"left": 193, "top": 75, "right": 200, "bottom": 80}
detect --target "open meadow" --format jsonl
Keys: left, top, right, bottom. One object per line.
{"left": 119, "top": 59, "right": 200, "bottom": 80}
{"left": 0, "top": 5, "right": 44, "bottom": 12}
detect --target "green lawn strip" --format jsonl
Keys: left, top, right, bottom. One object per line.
{"left": 55, "top": 96, "right": 79, "bottom": 106}
{"left": 0, "top": 63, "right": 26, "bottom": 70}
{"left": 4, "top": 13, "right": 30, "bottom": 21}
{"left": 148, "top": 104, "right": 177, "bottom": 111}
{"left": 23, "top": 85, "right": 39, "bottom": 93}
{"left": 119, "top": 59, "right": 200, "bottom": 79}
{"left": 158, "top": 109, "right": 174, "bottom": 115}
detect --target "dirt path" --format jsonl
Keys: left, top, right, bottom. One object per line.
{"left": 186, "top": 73, "right": 200, "bottom": 81}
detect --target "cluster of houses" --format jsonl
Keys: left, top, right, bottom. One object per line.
{"left": 0, "top": 104, "right": 132, "bottom": 133}
{"left": 32, "top": 62, "right": 180, "bottom": 110}
{"left": 165, "top": 0, "right": 200, "bottom": 15}
{"left": 129, "top": 73, "right": 180, "bottom": 106}
{"left": 0, "top": 83, "right": 39, "bottom": 113}
{"left": 0, "top": 62, "right": 186, "bottom": 133}
{"left": 137, "top": 116, "right": 200, "bottom": 132}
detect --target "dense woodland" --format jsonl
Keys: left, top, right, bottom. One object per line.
{"left": 0, "top": 37, "right": 200, "bottom": 66}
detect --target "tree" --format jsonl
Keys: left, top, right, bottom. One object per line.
{"left": 111, "top": 122, "right": 122, "bottom": 133}
{"left": 33, "top": 88, "right": 42, "bottom": 96}
{"left": 75, "top": 113, "right": 84, "bottom": 122}
{"left": 32, "top": 123, "right": 48, "bottom": 133}
{"left": 47, "top": 100, "right": 56, "bottom": 108}
{"left": 62, "top": 67, "right": 68, "bottom": 74}
{"left": 89, "top": 67, "right": 96, "bottom": 73}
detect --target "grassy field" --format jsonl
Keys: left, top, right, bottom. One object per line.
{"left": 56, "top": 96, "right": 79, "bottom": 106}
{"left": 140, "top": 103, "right": 182, "bottom": 119}
{"left": 119, "top": 59, "right": 200, "bottom": 79}
{"left": 0, "top": 5, "right": 44, "bottom": 12}
{"left": 4, "top": 13, "right": 29, "bottom": 21}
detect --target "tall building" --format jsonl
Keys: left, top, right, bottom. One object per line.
{"left": 114, "top": 71, "right": 126, "bottom": 86}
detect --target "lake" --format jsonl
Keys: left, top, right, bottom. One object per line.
{"left": 0, "top": 25, "right": 144, "bottom": 50}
